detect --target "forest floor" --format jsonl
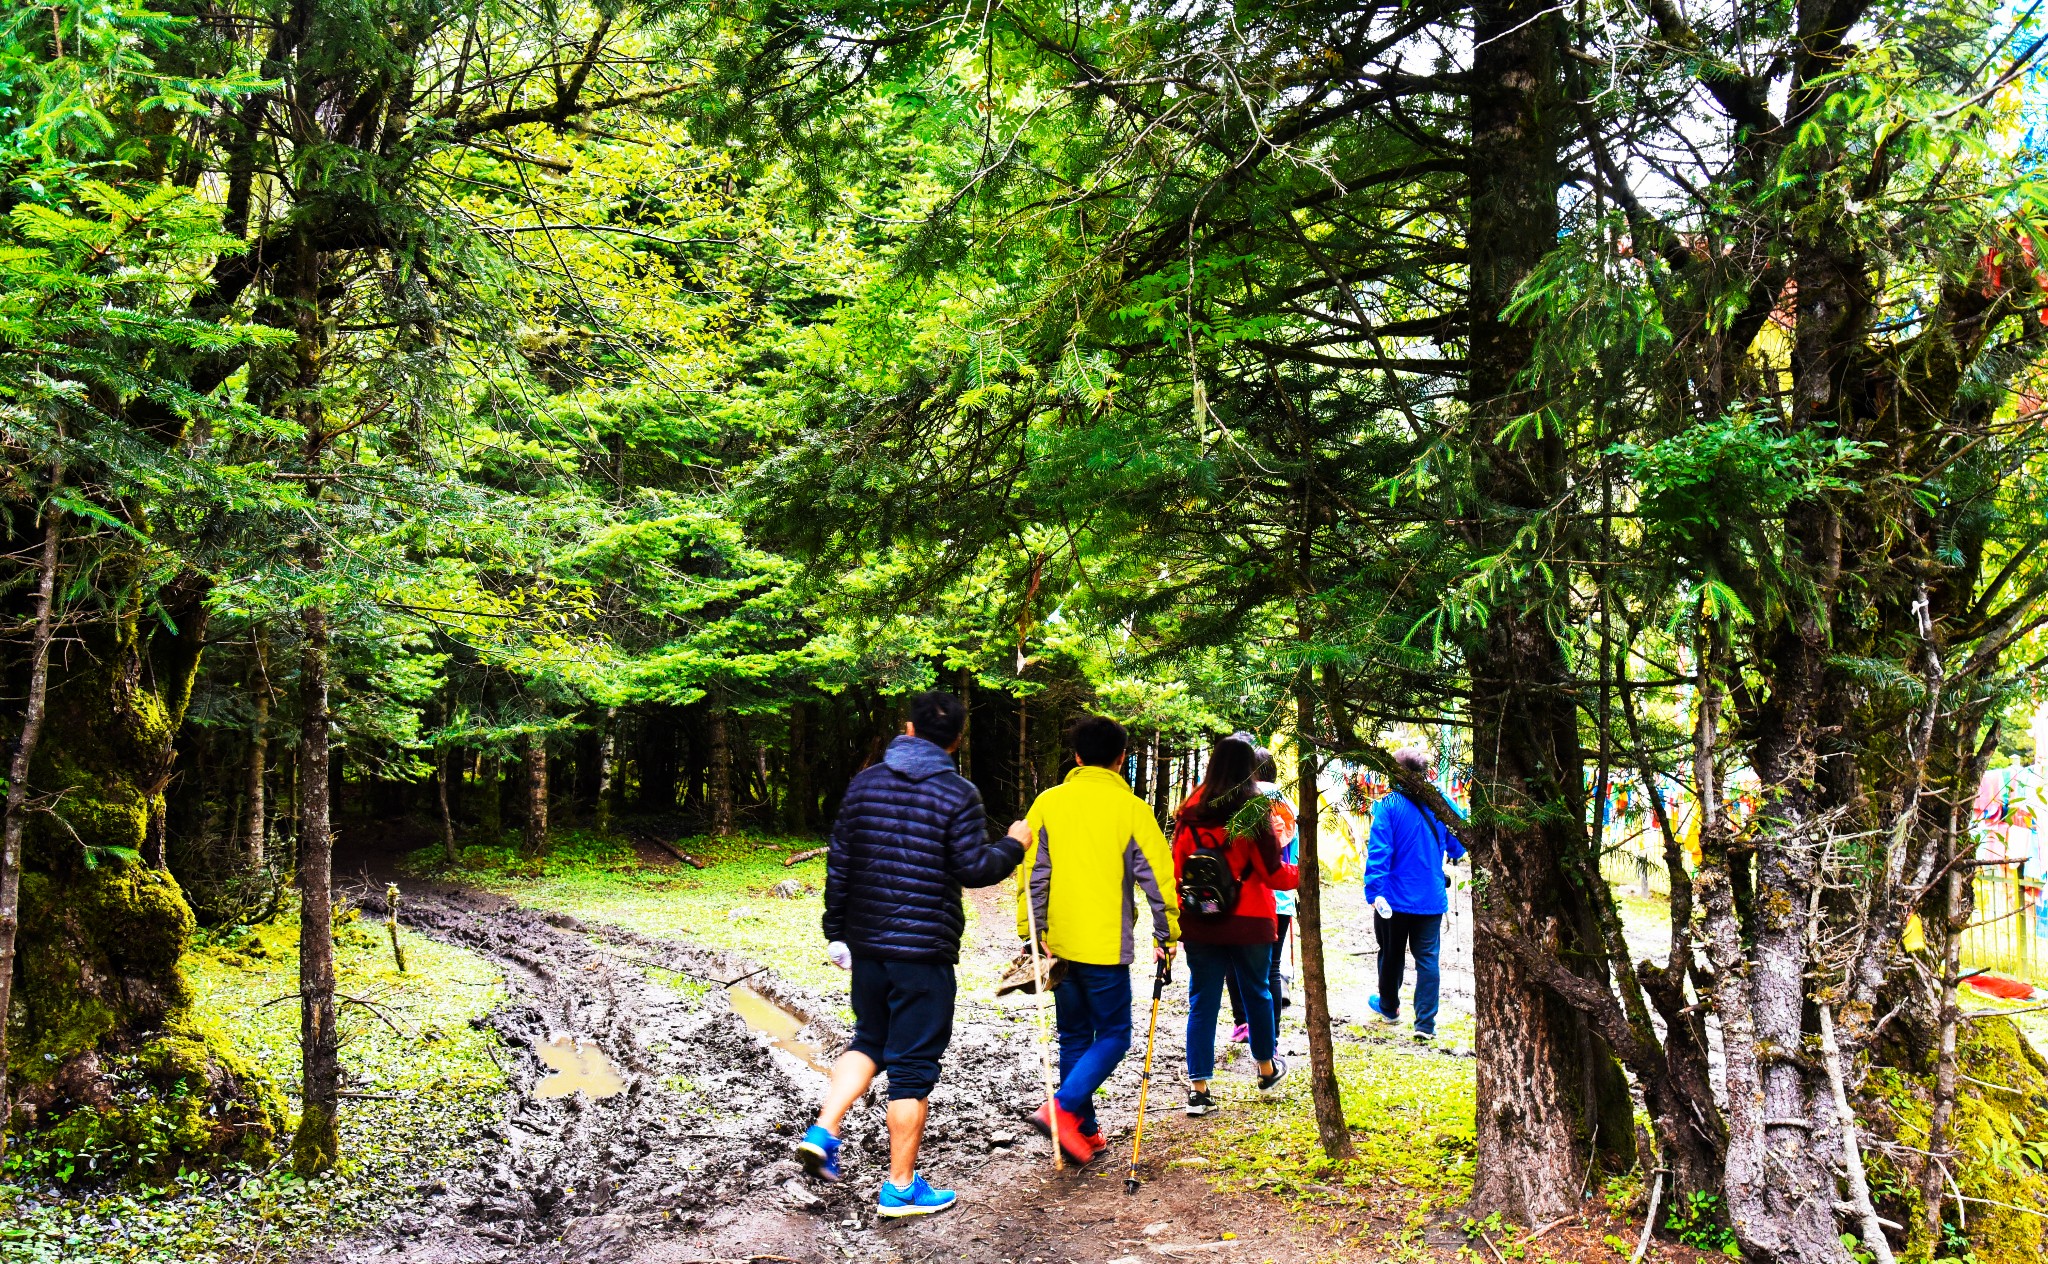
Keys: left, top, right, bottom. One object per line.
{"left": 3, "top": 823, "right": 1718, "bottom": 1264}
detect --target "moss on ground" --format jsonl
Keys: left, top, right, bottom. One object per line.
{"left": 1202, "top": 1031, "right": 1476, "bottom": 1257}
{"left": 0, "top": 900, "right": 507, "bottom": 1263}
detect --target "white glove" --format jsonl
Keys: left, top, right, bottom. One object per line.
{"left": 1372, "top": 896, "right": 1393, "bottom": 920}
{"left": 826, "top": 941, "right": 852, "bottom": 970}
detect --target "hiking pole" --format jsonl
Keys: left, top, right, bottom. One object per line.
{"left": 1125, "top": 951, "right": 1171, "bottom": 1194}
{"left": 1023, "top": 885, "right": 1063, "bottom": 1171}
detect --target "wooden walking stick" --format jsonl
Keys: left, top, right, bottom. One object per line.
{"left": 1022, "top": 871, "right": 1063, "bottom": 1170}
{"left": 1126, "top": 951, "right": 1171, "bottom": 1193}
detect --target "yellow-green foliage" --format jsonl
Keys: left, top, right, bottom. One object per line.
{"left": 1865, "top": 1017, "right": 2048, "bottom": 1262}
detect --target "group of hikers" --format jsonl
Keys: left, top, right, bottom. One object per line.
{"left": 792, "top": 691, "right": 1464, "bottom": 1218}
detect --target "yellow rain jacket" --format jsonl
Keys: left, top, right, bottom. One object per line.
{"left": 1014, "top": 765, "right": 1178, "bottom": 966}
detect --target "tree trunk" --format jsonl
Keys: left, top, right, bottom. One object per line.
{"left": 0, "top": 496, "right": 61, "bottom": 1135}
{"left": 1153, "top": 736, "right": 1170, "bottom": 823}
{"left": 1463, "top": 0, "right": 1624, "bottom": 1221}
{"left": 292, "top": 602, "right": 340, "bottom": 1176}
{"left": 788, "top": 701, "right": 811, "bottom": 833}
{"left": 244, "top": 630, "right": 270, "bottom": 872}
{"left": 709, "top": 694, "right": 733, "bottom": 836}
{"left": 523, "top": 729, "right": 549, "bottom": 855}
{"left": 1294, "top": 687, "right": 1353, "bottom": 1158}
{"left": 437, "top": 742, "right": 457, "bottom": 864}
{"left": 595, "top": 707, "right": 616, "bottom": 834}
{"left": 477, "top": 753, "right": 502, "bottom": 843}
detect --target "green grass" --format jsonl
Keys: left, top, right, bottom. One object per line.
{"left": 0, "top": 900, "right": 507, "bottom": 1263}
{"left": 417, "top": 826, "right": 1009, "bottom": 1004}
{"left": 1203, "top": 1032, "right": 1476, "bottom": 1257}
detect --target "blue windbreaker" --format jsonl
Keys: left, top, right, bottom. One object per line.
{"left": 1362, "top": 791, "right": 1465, "bottom": 916}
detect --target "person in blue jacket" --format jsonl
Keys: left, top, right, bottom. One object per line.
{"left": 796, "top": 691, "right": 1026, "bottom": 1217}
{"left": 1363, "top": 746, "right": 1465, "bottom": 1041}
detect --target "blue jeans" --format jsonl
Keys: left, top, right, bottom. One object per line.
{"left": 1184, "top": 940, "right": 1276, "bottom": 1081}
{"left": 1227, "top": 913, "right": 1291, "bottom": 1033}
{"left": 1373, "top": 912, "right": 1442, "bottom": 1035}
{"left": 1054, "top": 962, "right": 1133, "bottom": 1128}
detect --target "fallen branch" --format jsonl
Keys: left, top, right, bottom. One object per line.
{"left": 784, "top": 847, "right": 827, "bottom": 867}
{"left": 647, "top": 836, "right": 707, "bottom": 868}
{"left": 1527, "top": 1215, "right": 1575, "bottom": 1241}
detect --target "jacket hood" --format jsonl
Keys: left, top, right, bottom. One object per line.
{"left": 883, "top": 734, "right": 957, "bottom": 781}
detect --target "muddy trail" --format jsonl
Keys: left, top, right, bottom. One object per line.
{"left": 302, "top": 868, "right": 1405, "bottom": 1264}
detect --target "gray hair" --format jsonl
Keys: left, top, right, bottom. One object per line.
{"left": 1393, "top": 747, "right": 1433, "bottom": 778}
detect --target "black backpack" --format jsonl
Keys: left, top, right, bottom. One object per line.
{"left": 1178, "top": 825, "right": 1245, "bottom": 921}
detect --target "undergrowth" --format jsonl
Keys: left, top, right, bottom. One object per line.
{"left": 0, "top": 899, "right": 507, "bottom": 1263}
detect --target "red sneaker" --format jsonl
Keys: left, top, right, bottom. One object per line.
{"left": 1028, "top": 1101, "right": 1097, "bottom": 1164}
{"left": 1084, "top": 1129, "right": 1110, "bottom": 1159}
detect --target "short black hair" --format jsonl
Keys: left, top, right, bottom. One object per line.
{"left": 909, "top": 691, "right": 967, "bottom": 748}
{"left": 1254, "top": 747, "right": 1277, "bottom": 782}
{"left": 1066, "top": 714, "right": 1128, "bottom": 768}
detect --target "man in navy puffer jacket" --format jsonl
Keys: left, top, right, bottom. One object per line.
{"left": 797, "top": 690, "right": 1024, "bottom": 1217}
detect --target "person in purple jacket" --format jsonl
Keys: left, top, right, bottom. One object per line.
{"left": 1363, "top": 747, "right": 1465, "bottom": 1041}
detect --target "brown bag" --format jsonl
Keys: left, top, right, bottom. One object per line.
{"left": 995, "top": 948, "right": 1067, "bottom": 996}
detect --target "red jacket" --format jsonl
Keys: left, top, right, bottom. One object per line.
{"left": 1171, "top": 791, "right": 1300, "bottom": 946}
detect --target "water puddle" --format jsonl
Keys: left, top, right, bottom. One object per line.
{"left": 729, "top": 985, "right": 830, "bottom": 1073}
{"left": 534, "top": 1034, "right": 626, "bottom": 1100}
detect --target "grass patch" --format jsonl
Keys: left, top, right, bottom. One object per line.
{"left": 0, "top": 899, "right": 507, "bottom": 1263}
{"left": 417, "top": 825, "right": 1009, "bottom": 1002}
{"left": 1203, "top": 1036, "right": 1475, "bottom": 1258}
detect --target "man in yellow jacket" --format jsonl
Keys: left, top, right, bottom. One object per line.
{"left": 1015, "top": 714, "right": 1178, "bottom": 1162}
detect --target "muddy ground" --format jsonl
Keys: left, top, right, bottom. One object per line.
{"left": 310, "top": 844, "right": 1609, "bottom": 1264}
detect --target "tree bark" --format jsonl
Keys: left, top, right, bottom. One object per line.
{"left": 244, "top": 629, "right": 270, "bottom": 872}
{"left": 293, "top": 601, "right": 340, "bottom": 1176}
{"left": 0, "top": 493, "right": 61, "bottom": 1136}
{"left": 1463, "top": 0, "right": 1627, "bottom": 1221}
{"left": 477, "top": 752, "right": 501, "bottom": 843}
{"left": 709, "top": 694, "right": 733, "bottom": 836}
{"left": 788, "top": 701, "right": 811, "bottom": 833}
{"left": 523, "top": 728, "right": 549, "bottom": 855}
{"left": 436, "top": 737, "right": 457, "bottom": 864}
{"left": 1294, "top": 687, "right": 1353, "bottom": 1158}
{"left": 595, "top": 707, "right": 616, "bottom": 834}
{"left": 1153, "top": 735, "right": 1170, "bottom": 823}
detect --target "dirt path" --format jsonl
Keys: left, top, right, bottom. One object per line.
{"left": 308, "top": 870, "right": 1375, "bottom": 1264}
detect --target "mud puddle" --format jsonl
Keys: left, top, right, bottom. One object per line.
{"left": 314, "top": 884, "right": 1052, "bottom": 1264}
{"left": 534, "top": 1034, "right": 627, "bottom": 1099}
{"left": 730, "top": 984, "right": 831, "bottom": 1073}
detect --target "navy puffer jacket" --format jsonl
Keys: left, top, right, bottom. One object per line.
{"left": 823, "top": 735, "right": 1024, "bottom": 962}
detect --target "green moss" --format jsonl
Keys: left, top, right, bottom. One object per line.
{"left": 13, "top": 860, "right": 195, "bottom": 1082}
{"left": 1863, "top": 1017, "right": 2048, "bottom": 1262}
{"left": 8, "top": 1020, "right": 283, "bottom": 1184}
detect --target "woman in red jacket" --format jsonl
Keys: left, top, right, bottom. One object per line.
{"left": 1173, "top": 736, "right": 1298, "bottom": 1115}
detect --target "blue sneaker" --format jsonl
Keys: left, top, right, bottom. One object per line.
{"left": 796, "top": 1124, "right": 841, "bottom": 1182}
{"left": 877, "top": 1172, "right": 957, "bottom": 1218}
{"left": 1367, "top": 994, "right": 1397, "bottom": 1024}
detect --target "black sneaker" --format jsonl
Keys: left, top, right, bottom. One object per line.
{"left": 1257, "top": 1057, "right": 1288, "bottom": 1092}
{"left": 1185, "top": 1089, "right": 1215, "bottom": 1116}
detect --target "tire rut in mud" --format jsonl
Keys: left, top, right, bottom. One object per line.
{"left": 316, "top": 885, "right": 1041, "bottom": 1263}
